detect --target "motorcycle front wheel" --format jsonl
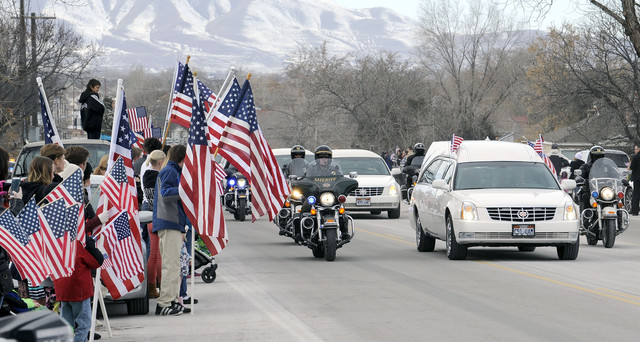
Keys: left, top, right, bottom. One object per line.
{"left": 238, "top": 198, "right": 246, "bottom": 222}
{"left": 602, "top": 218, "right": 616, "bottom": 248}
{"left": 324, "top": 229, "right": 337, "bottom": 262}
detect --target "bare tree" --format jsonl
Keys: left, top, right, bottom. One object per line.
{"left": 415, "top": 0, "right": 528, "bottom": 139}
{"left": 0, "top": 1, "right": 98, "bottom": 149}
{"left": 526, "top": 18, "right": 640, "bottom": 146}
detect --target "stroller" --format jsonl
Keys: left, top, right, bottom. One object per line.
{"left": 193, "top": 248, "right": 218, "bottom": 283}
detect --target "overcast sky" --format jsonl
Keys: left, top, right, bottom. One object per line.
{"left": 332, "top": 0, "right": 583, "bottom": 29}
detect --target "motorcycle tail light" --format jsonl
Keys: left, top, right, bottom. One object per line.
{"left": 618, "top": 192, "right": 624, "bottom": 198}
{"left": 339, "top": 206, "right": 345, "bottom": 214}
{"left": 338, "top": 195, "right": 346, "bottom": 203}
{"left": 310, "top": 208, "right": 317, "bottom": 215}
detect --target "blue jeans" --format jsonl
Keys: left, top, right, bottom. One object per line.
{"left": 61, "top": 298, "right": 92, "bottom": 342}
{"left": 180, "top": 276, "right": 187, "bottom": 298}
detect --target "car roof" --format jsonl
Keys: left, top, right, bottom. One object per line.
{"left": 272, "top": 148, "right": 313, "bottom": 155}
{"left": 22, "top": 138, "right": 111, "bottom": 148}
{"left": 332, "top": 149, "right": 382, "bottom": 158}
{"left": 428, "top": 140, "right": 542, "bottom": 163}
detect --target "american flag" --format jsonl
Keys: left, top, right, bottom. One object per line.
{"left": 208, "top": 77, "right": 242, "bottom": 148}
{"left": 169, "top": 62, "right": 195, "bottom": 129}
{"left": 101, "top": 211, "right": 144, "bottom": 280}
{"left": 197, "top": 79, "right": 217, "bottom": 113}
{"left": 527, "top": 137, "right": 557, "bottom": 176}
{"left": 38, "top": 198, "right": 75, "bottom": 279}
{"left": 38, "top": 79, "right": 63, "bottom": 146}
{"left": 218, "top": 79, "right": 290, "bottom": 221}
{"left": 128, "top": 106, "right": 153, "bottom": 148}
{"left": 100, "top": 157, "right": 135, "bottom": 213}
{"left": 0, "top": 209, "right": 50, "bottom": 285}
{"left": 179, "top": 75, "right": 228, "bottom": 256}
{"left": 97, "top": 84, "right": 144, "bottom": 300}
{"left": 451, "top": 134, "right": 464, "bottom": 153}
{"left": 17, "top": 198, "right": 49, "bottom": 276}
{"left": 45, "top": 168, "right": 85, "bottom": 244}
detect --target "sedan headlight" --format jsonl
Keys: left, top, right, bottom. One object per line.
{"left": 600, "top": 187, "right": 615, "bottom": 201}
{"left": 460, "top": 201, "right": 478, "bottom": 221}
{"left": 563, "top": 202, "right": 577, "bottom": 221}
{"left": 291, "top": 189, "right": 303, "bottom": 201}
{"left": 320, "top": 192, "right": 336, "bottom": 206}
{"left": 389, "top": 184, "right": 398, "bottom": 196}
{"left": 237, "top": 178, "right": 247, "bottom": 189}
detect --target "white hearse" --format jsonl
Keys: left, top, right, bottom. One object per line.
{"left": 409, "top": 140, "right": 580, "bottom": 260}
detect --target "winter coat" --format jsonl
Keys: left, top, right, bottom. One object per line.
{"left": 152, "top": 161, "right": 186, "bottom": 233}
{"left": 20, "top": 181, "right": 57, "bottom": 205}
{"left": 78, "top": 90, "right": 105, "bottom": 133}
{"left": 0, "top": 248, "right": 12, "bottom": 296}
{"left": 548, "top": 149, "right": 570, "bottom": 177}
{"left": 52, "top": 237, "right": 103, "bottom": 302}
{"left": 143, "top": 169, "right": 159, "bottom": 207}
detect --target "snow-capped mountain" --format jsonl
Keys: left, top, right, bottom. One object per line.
{"left": 38, "top": 0, "right": 418, "bottom": 73}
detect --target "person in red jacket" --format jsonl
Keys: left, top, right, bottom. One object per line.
{"left": 53, "top": 234, "right": 104, "bottom": 342}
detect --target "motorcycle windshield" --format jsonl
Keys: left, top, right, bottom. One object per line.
{"left": 291, "top": 176, "right": 358, "bottom": 198}
{"left": 588, "top": 158, "right": 623, "bottom": 192}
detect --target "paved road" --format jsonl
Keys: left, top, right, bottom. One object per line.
{"left": 101, "top": 205, "right": 640, "bottom": 341}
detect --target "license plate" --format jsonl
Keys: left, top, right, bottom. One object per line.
{"left": 356, "top": 197, "right": 371, "bottom": 206}
{"left": 512, "top": 224, "right": 535, "bottom": 237}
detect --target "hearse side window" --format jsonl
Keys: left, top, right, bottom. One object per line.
{"left": 421, "top": 159, "right": 442, "bottom": 184}
{"left": 434, "top": 160, "right": 451, "bottom": 182}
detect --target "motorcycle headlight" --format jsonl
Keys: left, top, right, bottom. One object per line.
{"left": 320, "top": 193, "right": 336, "bottom": 206}
{"left": 237, "top": 178, "right": 247, "bottom": 189}
{"left": 291, "top": 189, "right": 303, "bottom": 201}
{"left": 563, "top": 202, "right": 577, "bottom": 221}
{"left": 389, "top": 184, "right": 398, "bottom": 196}
{"left": 600, "top": 187, "right": 615, "bottom": 201}
{"left": 460, "top": 201, "right": 478, "bottom": 221}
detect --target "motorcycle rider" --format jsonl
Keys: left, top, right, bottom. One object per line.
{"left": 285, "top": 145, "right": 308, "bottom": 178}
{"left": 402, "top": 143, "right": 426, "bottom": 186}
{"left": 578, "top": 146, "right": 606, "bottom": 216}
{"left": 548, "top": 143, "right": 570, "bottom": 178}
{"left": 305, "top": 145, "right": 342, "bottom": 177}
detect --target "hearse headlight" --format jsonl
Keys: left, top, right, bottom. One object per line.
{"left": 389, "top": 184, "right": 398, "bottom": 196}
{"left": 564, "top": 202, "right": 577, "bottom": 221}
{"left": 460, "top": 202, "right": 478, "bottom": 221}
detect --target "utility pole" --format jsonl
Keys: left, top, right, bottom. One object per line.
{"left": 11, "top": 0, "right": 55, "bottom": 144}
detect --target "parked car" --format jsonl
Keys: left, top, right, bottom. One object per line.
{"left": 90, "top": 174, "right": 149, "bottom": 315}
{"left": 576, "top": 148, "right": 630, "bottom": 173}
{"left": 272, "top": 147, "right": 314, "bottom": 170}
{"left": 332, "top": 149, "right": 402, "bottom": 218}
{"left": 409, "top": 140, "right": 580, "bottom": 260}
{"left": 12, "top": 139, "right": 111, "bottom": 178}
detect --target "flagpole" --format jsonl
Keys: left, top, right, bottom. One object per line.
{"left": 36, "top": 77, "right": 63, "bottom": 146}
{"left": 205, "top": 66, "right": 236, "bottom": 122}
{"left": 90, "top": 238, "right": 113, "bottom": 341}
{"left": 162, "top": 61, "right": 180, "bottom": 144}
{"left": 163, "top": 56, "right": 190, "bottom": 149}
{"left": 189, "top": 73, "right": 202, "bottom": 315}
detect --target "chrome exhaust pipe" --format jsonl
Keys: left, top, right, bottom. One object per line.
{"left": 301, "top": 217, "right": 315, "bottom": 230}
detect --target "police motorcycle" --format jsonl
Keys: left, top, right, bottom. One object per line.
{"left": 401, "top": 143, "right": 426, "bottom": 203}
{"left": 223, "top": 172, "right": 251, "bottom": 221}
{"left": 275, "top": 146, "right": 308, "bottom": 239}
{"left": 287, "top": 145, "right": 358, "bottom": 261}
{"left": 576, "top": 157, "right": 629, "bottom": 248}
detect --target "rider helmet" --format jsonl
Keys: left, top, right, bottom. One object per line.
{"left": 551, "top": 143, "right": 559, "bottom": 150}
{"left": 414, "top": 143, "right": 426, "bottom": 156}
{"left": 314, "top": 145, "right": 332, "bottom": 160}
{"left": 290, "top": 145, "right": 305, "bottom": 159}
{"left": 588, "top": 145, "right": 605, "bottom": 163}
